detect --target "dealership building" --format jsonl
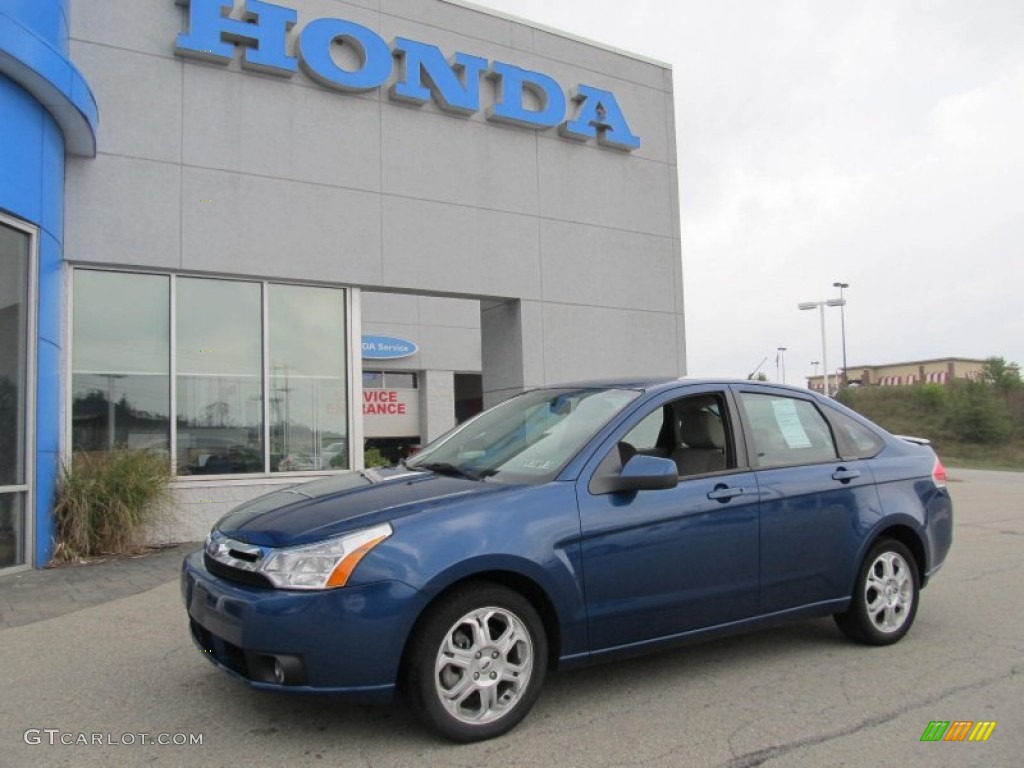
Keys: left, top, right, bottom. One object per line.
{"left": 0, "top": 0, "right": 684, "bottom": 570}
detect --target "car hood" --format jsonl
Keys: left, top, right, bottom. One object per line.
{"left": 215, "top": 468, "right": 515, "bottom": 548}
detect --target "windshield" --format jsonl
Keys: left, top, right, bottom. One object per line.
{"left": 406, "top": 387, "right": 639, "bottom": 484}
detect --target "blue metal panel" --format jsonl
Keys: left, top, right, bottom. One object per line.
{"left": 0, "top": 0, "right": 98, "bottom": 566}
{"left": 3, "top": 0, "right": 68, "bottom": 47}
{"left": 37, "top": 228, "right": 63, "bottom": 352}
{"left": 0, "top": 77, "right": 45, "bottom": 224}
{"left": 40, "top": 115, "right": 65, "bottom": 248}
{"left": 0, "top": 1, "right": 98, "bottom": 155}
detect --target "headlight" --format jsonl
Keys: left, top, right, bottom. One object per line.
{"left": 259, "top": 523, "right": 393, "bottom": 590}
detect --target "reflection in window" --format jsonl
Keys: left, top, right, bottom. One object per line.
{"left": 269, "top": 284, "right": 347, "bottom": 472}
{"left": 825, "top": 407, "right": 884, "bottom": 459}
{"left": 70, "top": 271, "right": 352, "bottom": 478}
{"left": 71, "top": 271, "right": 170, "bottom": 457}
{"left": 0, "top": 494, "right": 24, "bottom": 568}
{"left": 0, "top": 221, "right": 30, "bottom": 568}
{"left": 176, "top": 278, "right": 263, "bottom": 475}
{"left": 739, "top": 392, "right": 838, "bottom": 468}
{"left": 384, "top": 372, "right": 417, "bottom": 389}
{"left": 0, "top": 225, "right": 29, "bottom": 487}
{"left": 363, "top": 371, "right": 419, "bottom": 390}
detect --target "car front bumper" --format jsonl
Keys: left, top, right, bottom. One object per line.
{"left": 181, "top": 550, "right": 420, "bottom": 700}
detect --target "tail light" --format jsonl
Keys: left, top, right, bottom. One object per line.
{"left": 932, "top": 457, "right": 948, "bottom": 488}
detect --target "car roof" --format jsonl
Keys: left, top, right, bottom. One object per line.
{"left": 541, "top": 377, "right": 822, "bottom": 398}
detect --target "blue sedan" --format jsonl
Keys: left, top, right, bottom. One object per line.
{"left": 181, "top": 379, "right": 953, "bottom": 742}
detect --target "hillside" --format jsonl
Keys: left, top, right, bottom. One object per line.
{"left": 837, "top": 376, "right": 1024, "bottom": 471}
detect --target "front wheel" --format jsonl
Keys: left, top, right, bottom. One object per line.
{"left": 835, "top": 538, "right": 919, "bottom": 645}
{"left": 404, "top": 583, "right": 548, "bottom": 742}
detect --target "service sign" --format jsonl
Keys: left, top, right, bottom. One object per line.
{"left": 363, "top": 389, "right": 420, "bottom": 438}
{"left": 361, "top": 335, "right": 418, "bottom": 360}
{"left": 174, "top": 0, "right": 641, "bottom": 150}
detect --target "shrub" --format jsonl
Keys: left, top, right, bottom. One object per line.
{"left": 364, "top": 447, "right": 390, "bottom": 468}
{"left": 912, "top": 383, "right": 948, "bottom": 411}
{"left": 53, "top": 449, "right": 171, "bottom": 561}
{"left": 945, "top": 381, "right": 1013, "bottom": 444}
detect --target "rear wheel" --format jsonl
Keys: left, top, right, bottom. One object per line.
{"left": 404, "top": 583, "right": 547, "bottom": 742}
{"left": 835, "top": 538, "right": 919, "bottom": 645}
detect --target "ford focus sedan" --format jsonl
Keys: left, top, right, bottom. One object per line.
{"left": 181, "top": 379, "right": 953, "bottom": 742}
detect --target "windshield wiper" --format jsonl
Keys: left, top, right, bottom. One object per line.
{"left": 409, "top": 461, "right": 480, "bottom": 481}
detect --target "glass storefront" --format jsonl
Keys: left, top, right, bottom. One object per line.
{"left": 0, "top": 218, "right": 31, "bottom": 569}
{"left": 71, "top": 270, "right": 351, "bottom": 477}
{"left": 269, "top": 284, "right": 348, "bottom": 472}
{"left": 71, "top": 271, "right": 170, "bottom": 455}
{"left": 176, "top": 278, "right": 263, "bottom": 474}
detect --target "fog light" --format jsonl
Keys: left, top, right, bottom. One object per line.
{"left": 249, "top": 652, "right": 306, "bottom": 685}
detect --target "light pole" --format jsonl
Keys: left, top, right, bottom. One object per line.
{"left": 798, "top": 299, "right": 845, "bottom": 396}
{"left": 777, "top": 347, "right": 787, "bottom": 383}
{"left": 833, "top": 281, "right": 849, "bottom": 386}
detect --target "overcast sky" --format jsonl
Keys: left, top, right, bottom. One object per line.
{"left": 470, "top": 0, "right": 1024, "bottom": 383}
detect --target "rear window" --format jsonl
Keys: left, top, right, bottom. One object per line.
{"left": 824, "top": 407, "right": 885, "bottom": 459}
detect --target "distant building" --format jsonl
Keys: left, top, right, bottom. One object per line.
{"left": 807, "top": 357, "right": 987, "bottom": 393}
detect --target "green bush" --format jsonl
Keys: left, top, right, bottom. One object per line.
{"left": 945, "top": 380, "right": 1013, "bottom": 444}
{"left": 363, "top": 447, "right": 390, "bottom": 468}
{"left": 913, "top": 383, "right": 948, "bottom": 411}
{"left": 53, "top": 450, "right": 171, "bottom": 561}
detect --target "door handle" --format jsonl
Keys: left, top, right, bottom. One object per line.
{"left": 832, "top": 468, "right": 861, "bottom": 483}
{"left": 707, "top": 485, "right": 745, "bottom": 502}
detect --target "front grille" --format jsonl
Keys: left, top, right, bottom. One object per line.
{"left": 190, "top": 619, "right": 307, "bottom": 685}
{"left": 204, "top": 553, "right": 274, "bottom": 588}
{"left": 191, "top": 619, "right": 251, "bottom": 679}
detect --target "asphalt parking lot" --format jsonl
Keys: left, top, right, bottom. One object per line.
{"left": 1, "top": 468, "right": 1021, "bottom": 767}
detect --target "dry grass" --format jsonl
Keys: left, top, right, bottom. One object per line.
{"left": 52, "top": 450, "right": 171, "bottom": 562}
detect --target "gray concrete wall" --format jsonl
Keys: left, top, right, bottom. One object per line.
{"left": 65, "top": 0, "right": 684, "bottom": 541}
{"left": 361, "top": 292, "right": 480, "bottom": 376}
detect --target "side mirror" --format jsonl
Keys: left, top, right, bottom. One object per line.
{"left": 593, "top": 454, "right": 679, "bottom": 494}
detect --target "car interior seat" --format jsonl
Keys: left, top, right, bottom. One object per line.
{"left": 672, "top": 410, "right": 726, "bottom": 475}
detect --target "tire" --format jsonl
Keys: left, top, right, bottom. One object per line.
{"left": 834, "top": 538, "right": 920, "bottom": 645}
{"left": 404, "top": 583, "right": 547, "bottom": 743}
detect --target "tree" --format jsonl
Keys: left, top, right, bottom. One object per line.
{"left": 981, "top": 357, "right": 1022, "bottom": 391}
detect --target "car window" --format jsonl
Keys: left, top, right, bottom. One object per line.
{"left": 621, "top": 409, "right": 664, "bottom": 453}
{"left": 824, "top": 406, "right": 885, "bottom": 459}
{"left": 738, "top": 392, "right": 838, "bottom": 468}
{"left": 617, "top": 393, "right": 733, "bottom": 477}
{"left": 407, "top": 387, "right": 639, "bottom": 483}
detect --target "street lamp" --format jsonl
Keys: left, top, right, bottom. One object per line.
{"left": 798, "top": 299, "right": 845, "bottom": 396}
{"left": 833, "top": 282, "right": 849, "bottom": 386}
{"left": 777, "top": 347, "right": 787, "bottom": 383}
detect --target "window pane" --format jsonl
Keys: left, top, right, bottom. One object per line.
{"left": 621, "top": 409, "right": 665, "bottom": 453}
{"left": 268, "top": 284, "right": 347, "bottom": 472}
{"left": 619, "top": 394, "right": 730, "bottom": 476}
{"left": 362, "top": 371, "right": 383, "bottom": 388}
{"left": 0, "top": 493, "right": 25, "bottom": 567}
{"left": 384, "top": 372, "right": 417, "bottom": 389}
{"left": 0, "top": 223, "right": 28, "bottom": 486}
{"left": 71, "top": 271, "right": 170, "bottom": 456}
{"left": 176, "top": 278, "right": 263, "bottom": 475}
{"left": 740, "top": 392, "right": 838, "bottom": 467}
{"left": 826, "top": 407, "right": 884, "bottom": 459}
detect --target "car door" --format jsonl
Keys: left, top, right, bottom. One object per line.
{"left": 576, "top": 387, "right": 761, "bottom": 653}
{"left": 731, "top": 386, "right": 882, "bottom": 615}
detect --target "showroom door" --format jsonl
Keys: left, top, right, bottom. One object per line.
{"left": 0, "top": 215, "right": 33, "bottom": 570}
